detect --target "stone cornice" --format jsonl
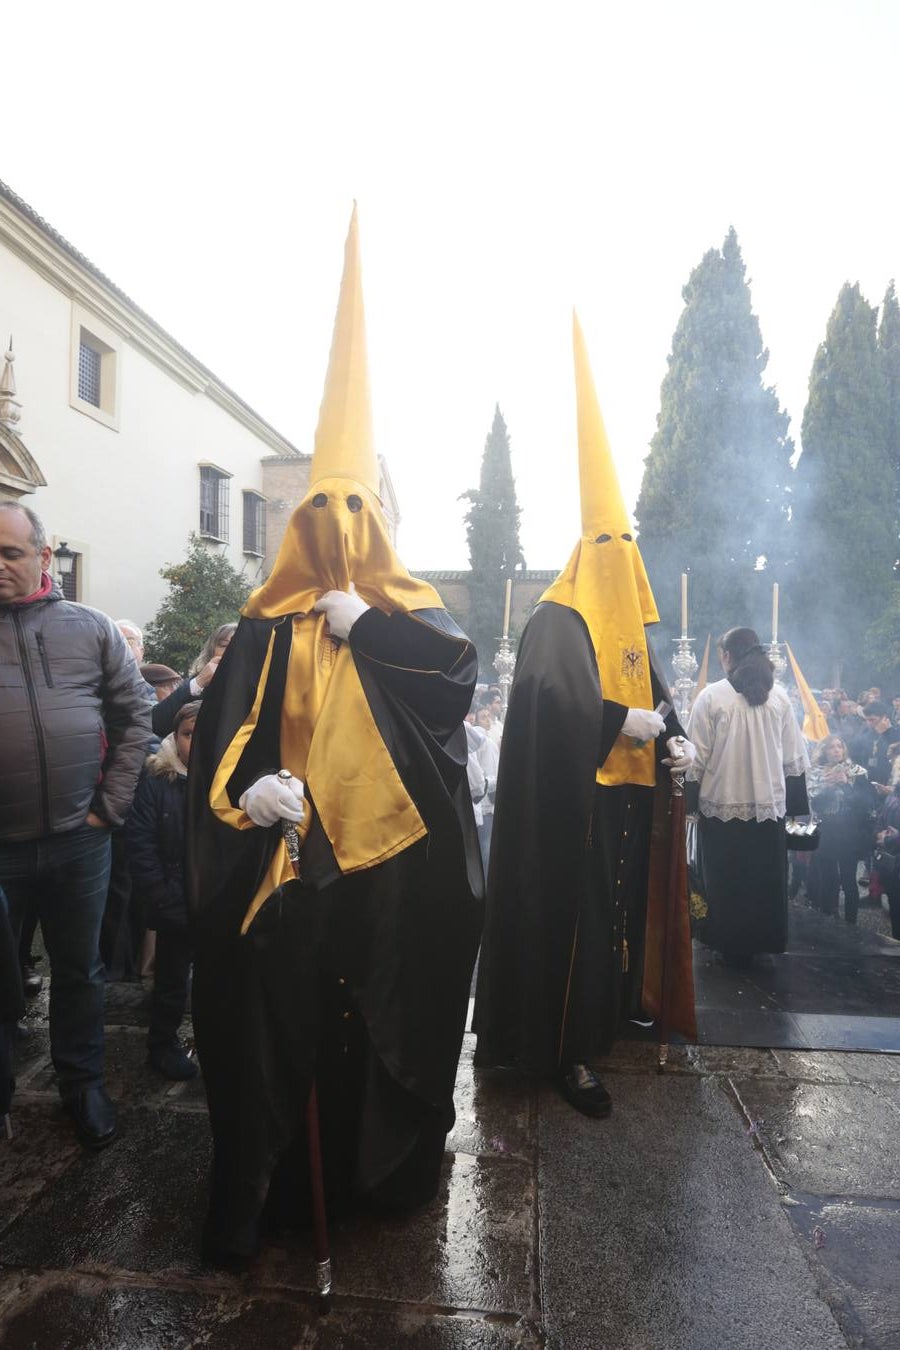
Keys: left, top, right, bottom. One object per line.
{"left": 0, "top": 181, "right": 302, "bottom": 459}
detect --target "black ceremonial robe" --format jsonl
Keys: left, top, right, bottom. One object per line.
{"left": 187, "top": 606, "right": 483, "bottom": 1260}
{"left": 473, "top": 602, "right": 696, "bottom": 1075}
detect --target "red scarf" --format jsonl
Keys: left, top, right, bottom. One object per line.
{"left": 13, "top": 570, "right": 53, "bottom": 604}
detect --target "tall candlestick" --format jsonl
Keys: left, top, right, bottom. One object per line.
{"left": 680, "top": 573, "right": 688, "bottom": 638}
{"left": 502, "top": 578, "right": 512, "bottom": 640}
{"left": 771, "top": 582, "right": 779, "bottom": 644}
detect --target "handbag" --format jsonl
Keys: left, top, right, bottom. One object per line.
{"left": 785, "top": 819, "right": 820, "bottom": 852}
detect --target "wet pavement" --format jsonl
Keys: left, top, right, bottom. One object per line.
{"left": 2, "top": 979, "right": 900, "bottom": 1347}
{"left": 693, "top": 892, "right": 900, "bottom": 1051}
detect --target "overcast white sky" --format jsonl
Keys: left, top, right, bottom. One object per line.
{"left": 3, "top": 1, "right": 899, "bottom": 576}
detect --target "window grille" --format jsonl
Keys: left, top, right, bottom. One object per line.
{"left": 78, "top": 342, "right": 102, "bottom": 407}
{"left": 199, "top": 466, "right": 230, "bottom": 541}
{"left": 243, "top": 492, "right": 266, "bottom": 556}
{"left": 60, "top": 554, "right": 79, "bottom": 602}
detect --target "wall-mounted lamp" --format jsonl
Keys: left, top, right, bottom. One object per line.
{"left": 53, "top": 541, "right": 75, "bottom": 577}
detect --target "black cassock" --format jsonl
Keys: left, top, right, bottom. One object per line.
{"left": 187, "top": 606, "right": 483, "bottom": 1261}
{"left": 474, "top": 602, "right": 695, "bottom": 1075}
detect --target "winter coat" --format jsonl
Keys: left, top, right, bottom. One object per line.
{"left": 127, "top": 735, "right": 188, "bottom": 930}
{"left": 151, "top": 677, "right": 201, "bottom": 740}
{"left": 0, "top": 583, "right": 152, "bottom": 842}
{"left": 808, "top": 759, "right": 874, "bottom": 858}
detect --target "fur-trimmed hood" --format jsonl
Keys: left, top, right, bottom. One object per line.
{"left": 146, "top": 733, "right": 188, "bottom": 783}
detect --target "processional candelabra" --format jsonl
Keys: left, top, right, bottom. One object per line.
{"left": 670, "top": 572, "right": 698, "bottom": 725}
{"left": 766, "top": 641, "right": 788, "bottom": 682}
{"left": 671, "top": 634, "right": 698, "bottom": 726}
{"left": 493, "top": 578, "right": 516, "bottom": 718}
{"left": 767, "top": 582, "right": 787, "bottom": 681}
{"left": 493, "top": 635, "right": 516, "bottom": 718}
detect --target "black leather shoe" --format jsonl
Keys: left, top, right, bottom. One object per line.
{"left": 64, "top": 1086, "right": 118, "bottom": 1150}
{"left": 558, "top": 1063, "right": 612, "bottom": 1118}
{"left": 148, "top": 1044, "right": 199, "bottom": 1081}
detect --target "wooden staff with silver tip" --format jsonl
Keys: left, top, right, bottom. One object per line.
{"left": 277, "top": 770, "right": 333, "bottom": 1312}
{"left": 658, "top": 742, "right": 687, "bottom": 1072}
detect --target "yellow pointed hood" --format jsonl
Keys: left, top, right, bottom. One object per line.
{"left": 244, "top": 204, "right": 440, "bottom": 619}
{"left": 309, "top": 202, "right": 379, "bottom": 495}
{"left": 541, "top": 312, "right": 660, "bottom": 786}
{"left": 217, "top": 206, "right": 444, "bottom": 930}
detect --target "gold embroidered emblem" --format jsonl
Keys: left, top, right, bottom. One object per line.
{"left": 318, "top": 636, "right": 340, "bottom": 668}
{"left": 620, "top": 646, "right": 645, "bottom": 680}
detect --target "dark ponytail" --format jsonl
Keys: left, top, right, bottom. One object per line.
{"left": 719, "top": 627, "right": 774, "bottom": 708}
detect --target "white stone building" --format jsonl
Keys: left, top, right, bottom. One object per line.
{"left": 0, "top": 180, "right": 399, "bottom": 630}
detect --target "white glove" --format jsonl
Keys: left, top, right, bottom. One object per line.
{"left": 313, "top": 583, "right": 370, "bottom": 641}
{"left": 239, "top": 774, "right": 305, "bottom": 827}
{"left": 663, "top": 736, "right": 697, "bottom": 771}
{"left": 622, "top": 708, "right": 666, "bottom": 741}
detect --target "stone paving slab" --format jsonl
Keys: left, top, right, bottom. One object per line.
{"left": 0, "top": 1278, "right": 224, "bottom": 1349}
{"left": 0, "top": 1102, "right": 83, "bottom": 1238}
{"left": 205, "top": 1298, "right": 539, "bottom": 1349}
{"left": 1, "top": 1108, "right": 212, "bottom": 1274}
{"left": 0, "top": 1277, "right": 539, "bottom": 1349}
{"left": 18, "top": 1024, "right": 175, "bottom": 1108}
{"left": 825, "top": 1051, "right": 900, "bottom": 1084}
{"left": 731, "top": 1078, "right": 900, "bottom": 1198}
{"left": 256, "top": 1151, "right": 535, "bottom": 1315}
{"left": 537, "top": 1073, "right": 848, "bottom": 1350}
{"left": 449, "top": 1054, "right": 534, "bottom": 1160}
{"left": 785, "top": 1194, "right": 900, "bottom": 1350}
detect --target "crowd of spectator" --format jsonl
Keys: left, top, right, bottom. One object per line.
{"left": 790, "top": 685, "right": 900, "bottom": 939}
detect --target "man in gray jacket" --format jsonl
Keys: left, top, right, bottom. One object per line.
{"left": 0, "top": 502, "right": 151, "bottom": 1147}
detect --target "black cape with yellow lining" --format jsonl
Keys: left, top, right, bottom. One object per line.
{"left": 187, "top": 210, "right": 482, "bottom": 1260}
{"left": 474, "top": 315, "right": 696, "bottom": 1075}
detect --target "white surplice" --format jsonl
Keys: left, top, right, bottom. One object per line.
{"left": 686, "top": 679, "right": 809, "bottom": 824}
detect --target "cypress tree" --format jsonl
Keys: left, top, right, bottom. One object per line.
{"left": 635, "top": 229, "right": 793, "bottom": 649}
{"left": 460, "top": 405, "right": 525, "bottom": 675}
{"left": 879, "top": 281, "right": 900, "bottom": 536}
{"left": 861, "top": 284, "right": 900, "bottom": 683}
{"left": 793, "top": 283, "right": 894, "bottom": 686}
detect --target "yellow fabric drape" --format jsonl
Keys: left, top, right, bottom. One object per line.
{"left": 541, "top": 313, "right": 659, "bottom": 787}
{"left": 786, "top": 642, "right": 830, "bottom": 742}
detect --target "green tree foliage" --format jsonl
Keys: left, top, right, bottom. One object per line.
{"left": 635, "top": 229, "right": 794, "bottom": 650}
{"left": 879, "top": 281, "right": 900, "bottom": 535}
{"left": 460, "top": 406, "right": 525, "bottom": 674}
{"left": 144, "top": 535, "right": 251, "bottom": 673}
{"left": 793, "top": 283, "right": 896, "bottom": 686}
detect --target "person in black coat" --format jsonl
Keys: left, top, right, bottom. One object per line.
{"left": 128, "top": 702, "right": 201, "bottom": 1080}
{"left": 186, "top": 209, "right": 481, "bottom": 1265}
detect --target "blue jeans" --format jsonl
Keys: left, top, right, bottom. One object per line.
{"left": 0, "top": 824, "right": 111, "bottom": 1098}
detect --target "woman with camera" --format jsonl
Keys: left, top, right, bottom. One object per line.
{"left": 806, "top": 735, "right": 873, "bottom": 924}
